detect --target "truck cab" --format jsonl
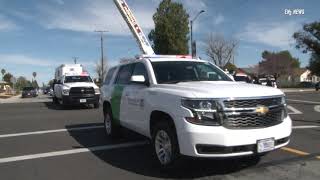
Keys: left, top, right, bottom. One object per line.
{"left": 53, "top": 64, "right": 100, "bottom": 108}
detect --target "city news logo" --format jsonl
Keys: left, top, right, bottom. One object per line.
{"left": 255, "top": 105, "right": 269, "bottom": 116}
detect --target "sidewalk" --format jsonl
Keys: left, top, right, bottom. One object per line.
{"left": 0, "top": 94, "right": 22, "bottom": 104}
{"left": 0, "top": 94, "right": 51, "bottom": 104}
{"left": 280, "top": 88, "right": 316, "bottom": 93}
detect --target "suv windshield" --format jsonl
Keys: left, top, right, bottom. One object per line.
{"left": 64, "top": 76, "right": 92, "bottom": 83}
{"left": 23, "top": 87, "right": 34, "bottom": 91}
{"left": 151, "top": 61, "right": 232, "bottom": 84}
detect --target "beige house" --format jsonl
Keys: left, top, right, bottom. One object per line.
{"left": 300, "top": 69, "right": 320, "bottom": 83}
{"left": 0, "top": 80, "right": 9, "bottom": 92}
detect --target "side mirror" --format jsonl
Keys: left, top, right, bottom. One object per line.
{"left": 130, "top": 75, "right": 149, "bottom": 86}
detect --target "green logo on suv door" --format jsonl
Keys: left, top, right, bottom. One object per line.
{"left": 110, "top": 85, "right": 124, "bottom": 125}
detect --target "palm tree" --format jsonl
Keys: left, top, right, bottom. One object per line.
{"left": 1, "top": 69, "right": 5, "bottom": 80}
{"left": 32, "top": 72, "right": 37, "bottom": 82}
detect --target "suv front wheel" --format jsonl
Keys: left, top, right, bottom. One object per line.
{"left": 103, "top": 107, "right": 120, "bottom": 137}
{"left": 152, "top": 121, "right": 179, "bottom": 167}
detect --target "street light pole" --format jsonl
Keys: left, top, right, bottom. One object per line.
{"left": 190, "top": 10, "right": 205, "bottom": 58}
{"left": 72, "top": 57, "right": 79, "bottom": 64}
{"left": 190, "top": 20, "right": 193, "bottom": 56}
{"left": 94, "top": 30, "right": 108, "bottom": 84}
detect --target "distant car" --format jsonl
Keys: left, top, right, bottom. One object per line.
{"left": 49, "top": 88, "right": 54, "bottom": 96}
{"left": 234, "top": 74, "right": 251, "bottom": 83}
{"left": 315, "top": 82, "right": 320, "bottom": 91}
{"left": 43, "top": 87, "right": 51, "bottom": 94}
{"left": 298, "top": 81, "right": 314, "bottom": 88}
{"left": 259, "top": 77, "right": 277, "bottom": 88}
{"left": 21, "top": 87, "right": 37, "bottom": 98}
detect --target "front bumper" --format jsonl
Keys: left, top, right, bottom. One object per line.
{"left": 22, "top": 93, "right": 36, "bottom": 98}
{"left": 177, "top": 116, "right": 292, "bottom": 158}
{"left": 62, "top": 94, "right": 100, "bottom": 105}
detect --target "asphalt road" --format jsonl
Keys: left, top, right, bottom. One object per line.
{"left": 0, "top": 92, "right": 319, "bottom": 180}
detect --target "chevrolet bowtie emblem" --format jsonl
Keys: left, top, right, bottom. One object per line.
{"left": 255, "top": 105, "right": 269, "bottom": 115}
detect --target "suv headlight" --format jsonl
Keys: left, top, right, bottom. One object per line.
{"left": 281, "top": 96, "right": 288, "bottom": 119}
{"left": 281, "top": 96, "right": 286, "bottom": 105}
{"left": 181, "top": 99, "right": 224, "bottom": 126}
{"left": 62, "top": 89, "right": 70, "bottom": 95}
{"left": 94, "top": 88, "right": 100, "bottom": 94}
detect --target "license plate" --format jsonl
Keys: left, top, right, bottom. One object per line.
{"left": 80, "top": 99, "right": 87, "bottom": 103}
{"left": 257, "top": 138, "right": 275, "bottom": 153}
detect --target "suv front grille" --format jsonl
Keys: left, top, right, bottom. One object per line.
{"left": 224, "top": 107, "right": 284, "bottom": 129}
{"left": 69, "top": 87, "right": 94, "bottom": 96}
{"left": 222, "top": 97, "right": 285, "bottom": 129}
{"left": 224, "top": 97, "right": 282, "bottom": 108}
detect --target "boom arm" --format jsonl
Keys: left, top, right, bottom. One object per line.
{"left": 114, "top": 0, "right": 155, "bottom": 55}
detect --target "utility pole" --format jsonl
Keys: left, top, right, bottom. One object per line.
{"left": 94, "top": 30, "right": 108, "bottom": 84}
{"left": 73, "top": 57, "right": 79, "bottom": 64}
{"left": 190, "top": 10, "right": 205, "bottom": 58}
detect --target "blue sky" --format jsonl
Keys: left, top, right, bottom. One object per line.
{"left": 0, "top": 0, "right": 319, "bottom": 85}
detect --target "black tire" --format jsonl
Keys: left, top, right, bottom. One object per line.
{"left": 94, "top": 103, "right": 100, "bottom": 109}
{"left": 103, "top": 106, "right": 120, "bottom": 137}
{"left": 53, "top": 96, "right": 58, "bottom": 104}
{"left": 152, "top": 121, "right": 180, "bottom": 167}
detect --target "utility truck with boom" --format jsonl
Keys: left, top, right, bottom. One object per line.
{"left": 53, "top": 64, "right": 100, "bottom": 108}
{"left": 100, "top": 0, "right": 292, "bottom": 167}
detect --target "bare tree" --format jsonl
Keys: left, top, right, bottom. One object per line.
{"left": 95, "top": 58, "right": 108, "bottom": 85}
{"left": 205, "top": 33, "right": 238, "bottom": 67}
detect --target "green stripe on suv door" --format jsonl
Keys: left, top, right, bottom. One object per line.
{"left": 110, "top": 85, "right": 124, "bottom": 125}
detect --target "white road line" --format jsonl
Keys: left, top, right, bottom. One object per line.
{"left": 287, "top": 105, "right": 303, "bottom": 115}
{"left": 292, "top": 125, "right": 320, "bottom": 129}
{"left": 0, "top": 141, "right": 147, "bottom": 164}
{"left": 287, "top": 99, "right": 320, "bottom": 104}
{"left": 314, "top": 105, "right": 320, "bottom": 112}
{"left": 0, "top": 125, "right": 104, "bottom": 138}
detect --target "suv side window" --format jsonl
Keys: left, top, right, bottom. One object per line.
{"left": 104, "top": 67, "right": 116, "bottom": 85}
{"left": 115, "top": 64, "right": 134, "bottom": 84}
{"left": 132, "top": 63, "right": 149, "bottom": 82}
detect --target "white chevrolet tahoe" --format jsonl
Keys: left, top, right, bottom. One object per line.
{"left": 100, "top": 57, "right": 291, "bottom": 167}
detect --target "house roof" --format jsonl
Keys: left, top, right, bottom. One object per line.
{"left": 296, "top": 68, "right": 308, "bottom": 75}
{"left": 238, "top": 68, "right": 255, "bottom": 75}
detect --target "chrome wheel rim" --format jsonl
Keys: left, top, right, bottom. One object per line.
{"left": 104, "top": 113, "right": 112, "bottom": 135}
{"left": 155, "top": 130, "right": 172, "bottom": 165}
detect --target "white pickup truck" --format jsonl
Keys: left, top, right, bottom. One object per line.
{"left": 53, "top": 64, "right": 100, "bottom": 108}
{"left": 100, "top": 56, "right": 291, "bottom": 167}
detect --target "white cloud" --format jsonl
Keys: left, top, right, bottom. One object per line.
{"left": 0, "top": 15, "right": 18, "bottom": 31}
{"left": 0, "top": 54, "right": 55, "bottom": 67}
{"left": 213, "top": 14, "right": 225, "bottom": 25}
{"left": 36, "top": 0, "right": 155, "bottom": 36}
{"left": 52, "top": 0, "right": 64, "bottom": 5}
{"left": 236, "top": 21, "right": 300, "bottom": 49}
